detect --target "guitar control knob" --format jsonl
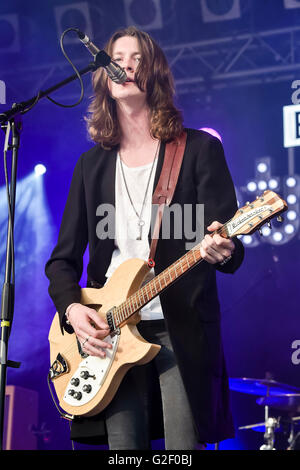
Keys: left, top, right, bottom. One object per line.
{"left": 80, "top": 370, "right": 90, "bottom": 379}
{"left": 83, "top": 384, "right": 92, "bottom": 393}
{"left": 71, "top": 378, "right": 80, "bottom": 386}
{"left": 68, "top": 389, "right": 75, "bottom": 396}
{"left": 73, "top": 392, "right": 82, "bottom": 400}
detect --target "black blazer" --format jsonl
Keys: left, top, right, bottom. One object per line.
{"left": 45, "top": 128, "right": 244, "bottom": 443}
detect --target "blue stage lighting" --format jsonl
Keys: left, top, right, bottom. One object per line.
{"left": 287, "top": 194, "right": 297, "bottom": 204}
{"left": 286, "top": 177, "right": 297, "bottom": 188}
{"left": 285, "top": 224, "right": 295, "bottom": 234}
{"left": 247, "top": 181, "right": 257, "bottom": 192}
{"left": 34, "top": 164, "right": 46, "bottom": 176}
{"left": 258, "top": 180, "right": 267, "bottom": 190}
{"left": 268, "top": 178, "right": 279, "bottom": 190}
{"left": 287, "top": 210, "right": 297, "bottom": 221}
{"left": 257, "top": 162, "right": 268, "bottom": 173}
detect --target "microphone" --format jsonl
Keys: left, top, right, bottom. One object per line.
{"left": 75, "top": 30, "right": 127, "bottom": 84}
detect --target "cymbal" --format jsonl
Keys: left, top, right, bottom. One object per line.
{"left": 256, "top": 395, "right": 300, "bottom": 412}
{"left": 229, "top": 378, "right": 300, "bottom": 396}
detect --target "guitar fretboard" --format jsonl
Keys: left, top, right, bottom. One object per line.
{"left": 112, "top": 224, "right": 228, "bottom": 328}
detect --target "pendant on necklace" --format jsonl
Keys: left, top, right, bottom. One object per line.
{"left": 137, "top": 219, "right": 145, "bottom": 240}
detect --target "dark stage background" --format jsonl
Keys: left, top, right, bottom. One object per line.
{"left": 0, "top": 0, "right": 300, "bottom": 451}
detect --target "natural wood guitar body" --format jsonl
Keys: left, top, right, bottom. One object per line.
{"left": 48, "top": 258, "right": 161, "bottom": 417}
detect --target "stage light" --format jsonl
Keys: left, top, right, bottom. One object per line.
{"left": 273, "top": 232, "right": 283, "bottom": 242}
{"left": 286, "top": 177, "right": 297, "bottom": 188}
{"left": 199, "top": 128, "right": 222, "bottom": 142}
{"left": 287, "top": 194, "right": 297, "bottom": 204}
{"left": 34, "top": 164, "right": 46, "bottom": 176}
{"left": 242, "top": 235, "right": 252, "bottom": 245}
{"left": 123, "top": 0, "right": 163, "bottom": 31}
{"left": 258, "top": 180, "right": 267, "bottom": 191}
{"left": 287, "top": 210, "right": 297, "bottom": 221}
{"left": 257, "top": 162, "right": 268, "bottom": 173}
{"left": 255, "top": 157, "right": 271, "bottom": 181}
{"left": 285, "top": 224, "right": 295, "bottom": 234}
{"left": 200, "top": 0, "right": 241, "bottom": 23}
{"left": 247, "top": 181, "right": 257, "bottom": 192}
{"left": 54, "top": 2, "right": 93, "bottom": 45}
{"left": 268, "top": 178, "right": 279, "bottom": 190}
{"left": 261, "top": 226, "right": 271, "bottom": 237}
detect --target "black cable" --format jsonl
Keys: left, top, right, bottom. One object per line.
{"left": 46, "top": 28, "right": 85, "bottom": 108}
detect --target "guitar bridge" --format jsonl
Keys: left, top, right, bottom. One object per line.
{"left": 49, "top": 353, "right": 68, "bottom": 380}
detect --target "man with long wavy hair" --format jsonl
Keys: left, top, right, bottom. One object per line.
{"left": 46, "top": 26, "right": 244, "bottom": 450}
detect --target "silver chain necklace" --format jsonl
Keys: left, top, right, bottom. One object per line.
{"left": 119, "top": 141, "right": 160, "bottom": 240}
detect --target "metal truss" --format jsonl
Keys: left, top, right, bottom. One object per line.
{"left": 2, "top": 25, "right": 300, "bottom": 104}
{"left": 164, "top": 25, "right": 300, "bottom": 95}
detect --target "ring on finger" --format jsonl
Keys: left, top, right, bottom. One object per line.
{"left": 82, "top": 336, "right": 90, "bottom": 347}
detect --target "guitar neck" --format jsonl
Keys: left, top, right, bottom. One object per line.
{"left": 111, "top": 224, "right": 229, "bottom": 329}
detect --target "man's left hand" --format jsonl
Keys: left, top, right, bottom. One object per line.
{"left": 200, "top": 221, "right": 235, "bottom": 265}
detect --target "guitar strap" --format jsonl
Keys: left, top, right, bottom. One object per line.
{"left": 148, "top": 131, "right": 187, "bottom": 268}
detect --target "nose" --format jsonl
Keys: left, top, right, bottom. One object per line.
{"left": 122, "top": 57, "right": 136, "bottom": 72}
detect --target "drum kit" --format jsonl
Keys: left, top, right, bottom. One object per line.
{"left": 229, "top": 377, "right": 300, "bottom": 450}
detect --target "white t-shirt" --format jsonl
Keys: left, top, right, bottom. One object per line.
{"left": 105, "top": 154, "right": 164, "bottom": 321}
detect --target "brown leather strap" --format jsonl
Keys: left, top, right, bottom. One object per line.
{"left": 148, "top": 131, "right": 187, "bottom": 267}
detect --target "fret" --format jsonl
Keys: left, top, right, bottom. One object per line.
{"left": 119, "top": 307, "right": 124, "bottom": 322}
{"left": 132, "top": 294, "right": 138, "bottom": 311}
{"left": 127, "top": 301, "right": 133, "bottom": 316}
{"left": 137, "top": 290, "right": 142, "bottom": 309}
{"left": 119, "top": 307, "right": 124, "bottom": 324}
{"left": 118, "top": 305, "right": 123, "bottom": 322}
{"left": 172, "top": 265, "right": 178, "bottom": 279}
{"left": 135, "top": 293, "right": 141, "bottom": 310}
{"left": 192, "top": 249, "right": 197, "bottom": 264}
{"left": 122, "top": 302, "right": 127, "bottom": 320}
{"left": 115, "top": 309, "right": 120, "bottom": 325}
{"left": 171, "top": 266, "right": 176, "bottom": 280}
{"left": 185, "top": 254, "right": 190, "bottom": 268}
{"left": 180, "top": 259, "right": 184, "bottom": 274}
{"left": 151, "top": 281, "right": 158, "bottom": 297}
{"left": 141, "top": 288, "right": 146, "bottom": 304}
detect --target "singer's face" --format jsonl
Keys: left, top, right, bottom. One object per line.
{"left": 108, "top": 36, "right": 146, "bottom": 106}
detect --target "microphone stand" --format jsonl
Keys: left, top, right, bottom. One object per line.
{"left": 0, "top": 53, "right": 105, "bottom": 450}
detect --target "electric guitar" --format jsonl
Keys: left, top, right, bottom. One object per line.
{"left": 48, "top": 190, "right": 287, "bottom": 419}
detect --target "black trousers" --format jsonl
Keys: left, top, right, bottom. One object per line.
{"left": 104, "top": 319, "right": 198, "bottom": 450}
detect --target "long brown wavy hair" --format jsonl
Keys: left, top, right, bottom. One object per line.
{"left": 85, "top": 26, "right": 183, "bottom": 148}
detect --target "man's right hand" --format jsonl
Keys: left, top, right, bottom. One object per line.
{"left": 67, "top": 303, "right": 112, "bottom": 358}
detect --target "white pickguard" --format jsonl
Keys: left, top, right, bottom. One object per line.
{"left": 63, "top": 333, "right": 120, "bottom": 407}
